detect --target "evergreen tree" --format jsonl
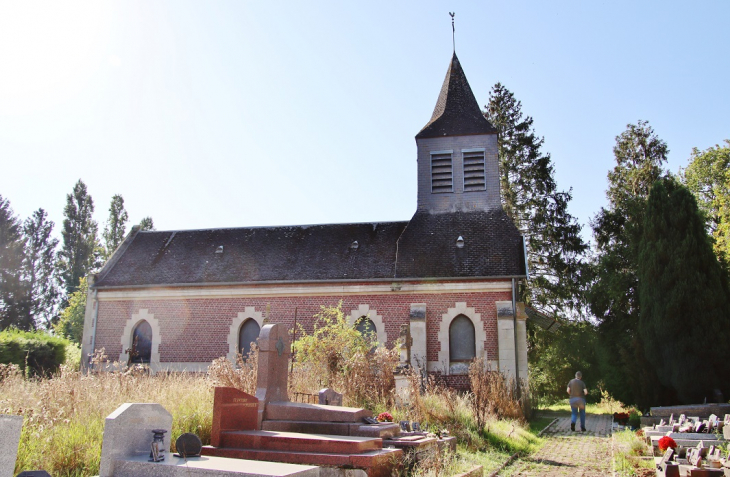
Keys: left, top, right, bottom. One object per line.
{"left": 0, "top": 195, "right": 31, "bottom": 330}
{"left": 58, "top": 180, "right": 100, "bottom": 297}
{"left": 588, "top": 120, "right": 670, "bottom": 408}
{"left": 102, "top": 194, "right": 129, "bottom": 259}
{"left": 485, "top": 83, "right": 587, "bottom": 317}
{"left": 638, "top": 178, "right": 730, "bottom": 403}
{"left": 681, "top": 140, "right": 730, "bottom": 270}
{"left": 139, "top": 216, "right": 155, "bottom": 231}
{"left": 22, "top": 209, "right": 60, "bottom": 329}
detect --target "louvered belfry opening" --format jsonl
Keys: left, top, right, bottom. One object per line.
{"left": 462, "top": 149, "right": 486, "bottom": 191}
{"left": 431, "top": 151, "right": 453, "bottom": 193}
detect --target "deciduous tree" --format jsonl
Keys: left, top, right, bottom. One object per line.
{"left": 58, "top": 180, "right": 100, "bottom": 297}
{"left": 102, "top": 194, "right": 129, "bottom": 259}
{"left": 681, "top": 141, "right": 730, "bottom": 270}
{"left": 139, "top": 216, "right": 155, "bottom": 231}
{"left": 54, "top": 276, "right": 87, "bottom": 344}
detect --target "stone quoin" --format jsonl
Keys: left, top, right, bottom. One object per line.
{"left": 81, "top": 52, "right": 532, "bottom": 387}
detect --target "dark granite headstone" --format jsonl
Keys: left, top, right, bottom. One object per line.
{"left": 175, "top": 433, "right": 202, "bottom": 458}
{"left": 362, "top": 416, "right": 378, "bottom": 425}
{"left": 411, "top": 422, "right": 421, "bottom": 432}
{"left": 318, "top": 388, "right": 343, "bottom": 406}
{"left": 399, "top": 420, "right": 411, "bottom": 432}
{"left": 16, "top": 472, "right": 52, "bottom": 477}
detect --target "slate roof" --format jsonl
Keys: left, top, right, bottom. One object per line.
{"left": 416, "top": 53, "right": 497, "bottom": 139}
{"left": 94, "top": 210, "right": 525, "bottom": 288}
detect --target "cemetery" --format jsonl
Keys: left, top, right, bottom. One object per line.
{"left": 636, "top": 405, "right": 730, "bottom": 477}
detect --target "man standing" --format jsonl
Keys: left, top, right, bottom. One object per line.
{"left": 567, "top": 371, "right": 588, "bottom": 432}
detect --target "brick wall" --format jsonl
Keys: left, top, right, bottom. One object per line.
{"left": 95, "top": 288, "right": 511, "bottom": 364}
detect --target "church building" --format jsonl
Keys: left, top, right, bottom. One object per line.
{"left": 81, "top": 53, "right": 530, "bottom": 388}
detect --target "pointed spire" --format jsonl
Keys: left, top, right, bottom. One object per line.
{"left": 416, "top": 53, "right": 496, "bottom": 139}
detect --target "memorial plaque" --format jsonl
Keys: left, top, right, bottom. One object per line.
{"left": 175, "top": 432, "right": 202, "bottom": 458}
{"left": 669, "top": 413, "right": 675, "bottom": 425}
{"left": 412, "top": 422, "right": 421, "bottom": 432}
{"left": 658, "top": 448, "right": 674, "bottom": 468}
{"left": 362, "top": 416, "right": 378, "bottom": 425}
{"left": 660, "top": 419, "right": 666, "bottom": 426}
{"left": 399, "top": 420, "right": 411, "bottom": 432}
{"left": 211, "top": 387, "right": 259, "bottom": 447}
{"left": 679, "top": 414, "right": 687, "bottom": 425}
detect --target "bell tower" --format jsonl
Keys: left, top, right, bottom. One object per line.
{"left": 415, "top": 53, "right": 500, "bottom": 213}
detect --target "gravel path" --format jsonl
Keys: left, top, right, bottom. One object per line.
{"left": 499, "top": 412, "right": 614, "bottom": 477}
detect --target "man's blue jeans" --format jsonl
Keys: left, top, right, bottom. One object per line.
{"left": 570, "top": 397, "right": 586, "bottom": 430}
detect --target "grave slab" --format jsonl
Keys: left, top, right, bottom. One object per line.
{"left": 0, "top": 414, "right": 23, "bottom": 477}
{"left": 264, "top": 402, "right": 371, "bottom": 423}
{"left": 112, "top": 455, "right": 320, "bottom": 477}
{"left": 99, "top": 403, "right": 173, "bottom": 477}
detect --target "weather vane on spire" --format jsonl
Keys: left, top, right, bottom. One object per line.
{"left": 449, "top": 12, "right": 455, "bottom": 52}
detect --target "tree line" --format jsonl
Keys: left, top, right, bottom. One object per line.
{"left": 0, "top": 179, "right": 153, "bottom": 341}
{"left": 1, "top": 84, "right": 728, "bottom": 408}
{"left": 483, "top": 86, "right": 730, "bottom": 409}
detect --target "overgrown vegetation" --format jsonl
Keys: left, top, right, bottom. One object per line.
{"left": 613, "top": 429, "right": 654, "bottom": 477}
{"left": 0, "top": 362, "right": 212, "bottom": 476}
{"left": 0, "top": 328, "right": 68, "bottom": 376}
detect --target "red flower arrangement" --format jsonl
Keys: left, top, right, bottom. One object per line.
{"left": 658, "top": 436, "right": 677, "bottom": 452}
{"left": 377, "top": 412, "right": 393, "bottom": 422}
{"left": 613, "top": 412, "right": 630, "bottom": 420}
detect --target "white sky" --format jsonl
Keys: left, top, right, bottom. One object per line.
{"left": 1, "top": 1, "right": 728, "bottom": 243}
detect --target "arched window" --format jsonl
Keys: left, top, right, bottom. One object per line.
{"left": 355, "top": 316, "right": 377, "bottom": 340}
{"left": 130, "top": 320, "right": 152, "bottom": 364}
{"left": 238, "top": 319, "right": 261, "bottom": 358}
{"left": 449, "top": 314, "right": 475, "bottom": 362}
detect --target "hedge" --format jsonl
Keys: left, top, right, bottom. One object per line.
{"left": 0, "top": 329, "right": 68, "bottom": 376}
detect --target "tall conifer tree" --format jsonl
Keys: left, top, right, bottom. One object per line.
{"left": 0, "top": 195, "right": 31, "bottom": 330}
{"left": 59, "top": 180, "right": 100, "bottom": 297}
{"left": 588, "top": 120, "right": 670, "bottom": 408}
{"left": 485, "top": 83, "right": 587, "bottom": 317}
{"left": 22, "top": 208, "right": 60, "bottom": 328}
{"left": 638, "top": 177, "right": 730, "bottom": 403}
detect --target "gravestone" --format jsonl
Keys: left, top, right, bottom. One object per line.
{"left": 412, "top": 422, "right": 422, "bottom": 432}
{"left": 399, "top": 421, "right": 411, "bottom": 432}
{"left": 99, "top": 403, "right": 173, "bottom": 477}
{"left": 211, "top": 387, "right": 259, "bottom": 447}
{"left": 16, "top": 472, "right": 51, "bottom": 477}
{"left": 318, "top": 388, "right": 343, "bottom": 406}
{"left": 679, "top": 414, "right": 687, "bottom": 425}
{"left": 0, "top": 415, "right": 23, "bottom": 477}
{"left": 669, "top": 413, "right": 675, "bottom": 425}
{"left": 254, "top": 323, "right": 291, "bottom": 427}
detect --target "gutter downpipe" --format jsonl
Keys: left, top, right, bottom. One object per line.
{"left": 512, "top": 278, "right": 520, "bottom": 399}
{"left": 88, "top": 276, "right": 100, "bottom": 371}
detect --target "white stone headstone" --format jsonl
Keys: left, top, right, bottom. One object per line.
{"left": 99, "top": 403, "right": 172, "bottom": 477}
{"left": 0, "top": 415, "right": 23, "bottom": 477}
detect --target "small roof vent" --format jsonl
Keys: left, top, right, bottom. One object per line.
{"left": 350, "top": 240, "right": 359, "bottom": 250}
{"left": 456, "top": 236, "right": 465, "bottom": 248}
{"left": 215, "top": 245, "right": 224, "bottom": 254}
